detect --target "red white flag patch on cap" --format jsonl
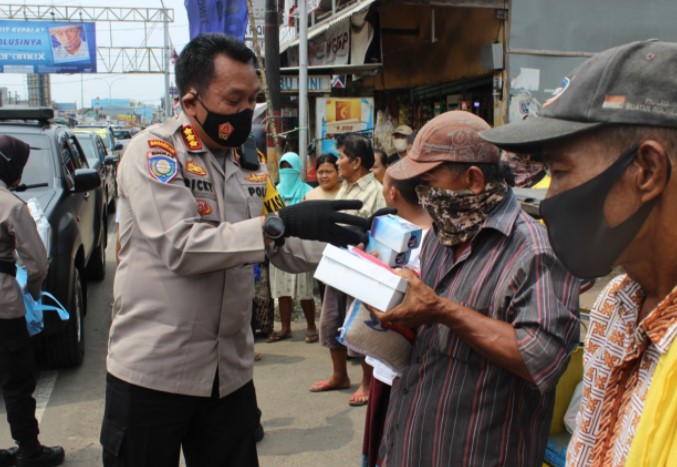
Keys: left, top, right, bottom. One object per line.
{"left": 602, "top": 95, "right": 627, "bottom": 109}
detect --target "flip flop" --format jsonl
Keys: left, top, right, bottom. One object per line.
{"left": 266, "top": 332, "right": 292, "bottom": 343}
{"left": 309, "top": 380, "right": 350, "bottom": 392}
{"left": 304, "top": 333, "right": 319, "bottom": 343}
{"left": 348, "top": 392, "right": 369, "bottom": 407}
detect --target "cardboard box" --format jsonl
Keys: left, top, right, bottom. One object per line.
{"left": 366, "top": 236, "right": 411, "bottom": 268}
{"left": 314, "top": 245, "right": 408, "bottom": 311}
{"left": 371, "top": 214, "right": 423, "bottom": 252}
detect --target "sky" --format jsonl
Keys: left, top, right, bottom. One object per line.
{"left": 2, "top": 0, "right": 192, "bottom": 108}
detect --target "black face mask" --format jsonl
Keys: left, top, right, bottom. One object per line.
{"left": 193, "top": 94, "right": 253, "bottom": 148}
{"left": 540, "top": 146, "right": 669, "bottom": 279}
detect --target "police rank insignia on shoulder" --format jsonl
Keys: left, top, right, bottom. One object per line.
{"left": 181, "top": 125, "right": 203, "bottom": 151}
{"left": 148, "top": 139, "right": 177, "bottom": 155}
{"left": 147, "top": 151, "right": 178, "bottom": 183}
{"left": 186, "top": 159, "right": 207, "bottom": 176}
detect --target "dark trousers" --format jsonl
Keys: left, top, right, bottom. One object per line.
{"left": 0, "top": 317, "right": 39, "bottom": 445}
{"left": 101, "top": 374, "right": 259, "bottom": 467}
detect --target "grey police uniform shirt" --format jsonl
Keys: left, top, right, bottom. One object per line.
{"left": 0, "top": 181, "right": 48, "bottom": 319}
{"left": 108, "top": 113, "right": 323, "bottom": 398}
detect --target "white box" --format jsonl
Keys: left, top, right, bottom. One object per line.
{"left": 371, "top": 214, "right": 423, "bottom": 252}
{"left": 314, "top": 245, "right": 408, "bottom": 312}
{"left": 366, "top": 236, "right": 411, "bottom": 268}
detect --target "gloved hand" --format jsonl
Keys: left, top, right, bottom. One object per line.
{"left": 278, "top": 200, "right": 370, "bottom": 247}
{"left": 342, "top": 207, "right": 398, "bottom": 245}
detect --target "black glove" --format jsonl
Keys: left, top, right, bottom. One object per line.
{"left": 278, "top": 200, "right": 371, "bottom": 247}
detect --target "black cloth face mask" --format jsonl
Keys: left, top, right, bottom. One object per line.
{"left": 540, "top": 145, "right": 669, "bottom": 279}
{"left": 193, "top": 94, "right": 253, "bottom": 148}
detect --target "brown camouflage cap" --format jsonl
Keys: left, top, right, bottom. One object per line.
{"left": 387, "top": 111, "right": 500, "bottom": 180}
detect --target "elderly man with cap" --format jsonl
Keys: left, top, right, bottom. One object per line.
{"left": 481, "top": 39, "right": 677, "bottom": 467}
{"left": 373, "top": 110, "right": 580, "bottom": 466}
{"left": 391, "top": 124, "right": 413, "bottom": 159}
{"left": 0, "top": 136, "right": 65, "bottom": 466}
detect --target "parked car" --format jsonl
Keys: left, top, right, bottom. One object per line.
{"left": 73, "top": 125, "right": 124, "bottom": 159}
{"left": 0, "top": 107, "right": 107, "bottom": 368}
{"left": 112, "top": 126, "right": 133, "bottom": 154}
{"left": 75, "top": 132, "right": 118, "bottom": 212}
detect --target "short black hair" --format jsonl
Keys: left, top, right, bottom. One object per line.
{"left": 390, "top": 173, "right": 422, "bottom": 205}
{"left": 374, "top": 148, "right": 389, "bottom": 167}
{"left": 316, "top": 153, "right": 338, "bottom": 169}
{"left": 335, "top": 133, "right": 375, "bottom": 170}
{"left": 176, "top": 33, "right": 257, "bottom": 97}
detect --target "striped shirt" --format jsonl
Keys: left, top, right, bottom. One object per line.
{"left": 566, "top": 276, "right": 677, "bottom": 466}
{"left": 380, "top": 192, "right": 580, "bottom": 467}
{"left": 335, "top": 172, "right": 386, "bottom": 218}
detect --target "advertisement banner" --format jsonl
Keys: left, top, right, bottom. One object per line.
{"left": 315, "top": 97, "right": 374, "bottom": 155}
{"left": 185, "top": 0, "right": 249, "bottom": 41}
{"left": 0, "top": 20, "right": 97, "bottom": 73}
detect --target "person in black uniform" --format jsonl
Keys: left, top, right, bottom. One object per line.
{"left": 0, "top": 135, "right": 65, "bottom": 467}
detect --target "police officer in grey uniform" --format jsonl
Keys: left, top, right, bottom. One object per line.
{"left": 101, "top": 34, "right": 371, "bottom": 467}
{"left": 0, "top": 135, "right": 64, "bottom": 467}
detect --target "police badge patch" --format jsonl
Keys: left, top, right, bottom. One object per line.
{"left": 147, "top": 152, "right": 178, "bottom": 183}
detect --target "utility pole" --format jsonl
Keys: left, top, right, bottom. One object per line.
{"left": 299, "top": 0, "right": 308, "bottom": 179}
{"left": 264, "top": 0, "right": 282, "bottom": 179}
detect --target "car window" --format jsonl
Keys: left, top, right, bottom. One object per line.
{"left": 77, "top": 136, "right": 98, "bottom": 168}
{"left": 67, "top": 137, "right": 88, "bottom": 169}
{"left": 2, "top": 133, "right": 55, "bottom": 187}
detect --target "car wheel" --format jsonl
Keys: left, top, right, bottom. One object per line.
{"left": 42, "top": 266, "right": 85, "bottom": 368}
{"left": 86, "top": 231, "right": 106, "bottom": 281}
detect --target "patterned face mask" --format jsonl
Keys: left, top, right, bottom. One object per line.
{"left": 416, "top": 181, "right": 509, "bottom": 246}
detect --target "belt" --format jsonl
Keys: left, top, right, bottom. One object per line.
{"left": 0, "top": 260, "right": 16, "bottom": 277}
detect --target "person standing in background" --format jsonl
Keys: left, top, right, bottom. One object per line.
{"left": 267, "top": 152, "right": 318, "bottom": 343}
{"left": 305, "top": 153, "right": 341, "bottom": 201}
{"left": 370, "top": 148, "right": 389, "bottom": 183}
{"left": 0, "top": 135, "right": 65, "bottom": 467}
{"left": 310, "top": 133, "right": 388, "bottom": 408}
{"left": 391, "top": 125, "right": 413, "bottom": 159}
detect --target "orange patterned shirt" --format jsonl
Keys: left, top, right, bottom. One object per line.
{"left": 566, "top": 275, "right": 677, "bottom": 466}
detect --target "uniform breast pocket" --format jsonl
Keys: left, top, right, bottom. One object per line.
{"left": 247, "top": 197, "right": 265, "bottom": 218}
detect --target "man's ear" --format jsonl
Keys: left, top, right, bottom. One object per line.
{"left": 635, "top": 140, "right": 671, "bottom": 203}
{"left": 181, "top": 92, "right": 198, "bottom": 117}
{"left": 387, "top": 186, "right": 398, "bottom": 204}
{"left": 466, "top": 166, "right": 486, "bottom": 194}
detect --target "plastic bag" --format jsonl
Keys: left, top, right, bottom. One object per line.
{"left": 16, "top": 266, "right": 69, "bottom": 336}
{"left": 564, "top": 380, "right": 584, "bottom": 434}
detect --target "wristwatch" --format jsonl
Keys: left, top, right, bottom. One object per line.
{"left": 263, "top": 213, "right": 286, "bottom": 246}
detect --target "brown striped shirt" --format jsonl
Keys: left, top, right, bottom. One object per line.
{"left": 380, "top": 192, "right": 580, "bottom": 467}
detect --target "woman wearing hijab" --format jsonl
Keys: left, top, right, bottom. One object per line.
{"left": 267, "top": 152, "right": 319, "bottom": 343}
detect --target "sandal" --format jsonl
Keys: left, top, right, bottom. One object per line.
{"left": 304, "top": 333, "right": 319, "bottom": 343}
{"left": 348, "top": 392, "right": 369, "bottom": 407}
{"left": 266, "top": 332, "right": 292, "bottom": 343}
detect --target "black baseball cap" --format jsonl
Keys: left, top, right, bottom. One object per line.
{"left": 480, "top": 40, "right": 677, "bottom": 152}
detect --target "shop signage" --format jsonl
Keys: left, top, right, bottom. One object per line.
{"left": 315, "top": 97, "right": 374, "bottom": 154}
{"left": 280, "top": 75, "right": 331, "bottom": 92}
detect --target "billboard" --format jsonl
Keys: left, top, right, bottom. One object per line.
{"left": 0, "top": 20, "right": 97, "bottom": 73}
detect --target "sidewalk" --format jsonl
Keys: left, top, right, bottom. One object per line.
{"left": 254, "top": 321, "right": 366, "bottom": 467}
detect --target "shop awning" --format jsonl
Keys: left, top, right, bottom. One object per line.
{"left": 280, "top": 0, "right": 377, "bottom": 53}
{"left": 280, "top": 63, "right": 382, "bottom": 75}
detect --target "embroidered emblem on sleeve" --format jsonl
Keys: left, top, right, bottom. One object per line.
{"left": 186, "top": 159, "right": 207, "bottom": 176}
{"left": 148, "top": 139, "right": 177, "bottom": 155}
{"left": 181, "top": 125, "right": 203, "bottom": 151}
{"left": 147, "top": 152, "right": 178, "bottom": 183}
{"left": 196, "top": 200, "right": 212, "bottom": 216}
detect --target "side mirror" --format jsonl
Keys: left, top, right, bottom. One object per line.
{"left": 104, "top": 155, "right": 119, "bottom": 166}
{"left": 73, "top": 168, "right": 101, "bottom": 193}
{"left": 113, "top": 142, "right": 124, "bottom": 151}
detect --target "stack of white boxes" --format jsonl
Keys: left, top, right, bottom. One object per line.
{"left": 314, "top": 214, "right": 422, "bottom": 312}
